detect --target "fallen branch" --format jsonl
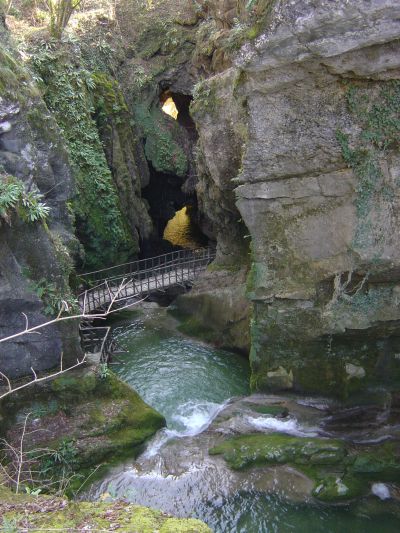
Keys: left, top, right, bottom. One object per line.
{"left": 0, "top": 355, "right": 87, "bottom": 401}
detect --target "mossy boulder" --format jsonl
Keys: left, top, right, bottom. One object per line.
{"left": 3, "top": 369, "right": 166, "bottom": 488}
{"left": 134, "top": 104, "right": 188, "bottom": 177}
{"left": 210, "top": 433, "right": 346, "bottom": 470}
{"left": 0, "top": 487, "right": 211, "bottom": 532}
{"left": 210, "top": 433, "right": 400, "bottom": 503}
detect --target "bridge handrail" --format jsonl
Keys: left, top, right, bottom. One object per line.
{"left": 78, "top": 253, "right": 215, "bottom": 301}
{"left": 79, "top": 247, "right": 214, "bottom": 282}
{"left": 79, "top": 325, "right": 112, "bottom": 363}
{"left": 86, "top": 253, "right": 215, "bottom": 289}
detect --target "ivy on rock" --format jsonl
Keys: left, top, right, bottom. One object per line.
{"left": 29, "top": 42, "right": 135, "bottom": 270}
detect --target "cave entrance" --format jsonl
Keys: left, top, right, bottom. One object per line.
{"left": 141, "top": 163, "right": 208, "bottom": 256}
{"left": 160, "top": 90, "right": 197, "bottom": 140}
{"left": 161, "top": 96, "right": 178, "bottom": 120}
{"left": 140, "top": 89, "right": 208, "bottom": 257}
{"left": 163, "top": 205, "right": 208, "bottom": 249}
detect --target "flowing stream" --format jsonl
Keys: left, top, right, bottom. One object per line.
{"left": 86, "top": 308, "right": 400, "bottom": 532}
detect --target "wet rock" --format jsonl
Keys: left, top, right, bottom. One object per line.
{"left": 266, "top": 366, "right": 294, "bottom": 390}
{"left": 313, "top": 475, "right": 366, "bottom": 502}
{"left": 171, "top": 268, "right": 251, "bottom": 353}
{"left": 209, "top": 433, "right": 346, "bottom": 470}
{"left": 372, "top": 482, "right": 391, "bottom": 500}
{"left": 345, "top": 363, "right": 366, "bottom": 379}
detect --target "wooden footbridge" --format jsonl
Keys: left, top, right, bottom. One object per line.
{"left": 78, "top": 247, "right": 215, "bottom": 314}
{"left": 78, "top": 247, "right": 215, "bottom": 361}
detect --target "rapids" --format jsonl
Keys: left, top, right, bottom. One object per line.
{"left": 84, "top": 308, "right": 400, "bottom": 532}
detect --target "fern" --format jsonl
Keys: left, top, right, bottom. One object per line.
{"left": 20, "top": 190, "right": 51, "bottom": 222}
{"left": 0, "top": 174, "right": 50, "bottom": 224}
{"left": 0, "top": 179, "right": 23, "bottom": 215}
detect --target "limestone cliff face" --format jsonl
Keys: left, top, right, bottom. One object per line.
{"left": 0, "top": 21, "right": 81, "bottom": 378}
{"left": 192, "top": 0, "right": 400, "bottom": 396}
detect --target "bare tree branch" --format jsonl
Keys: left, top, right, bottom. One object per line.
{"left": 0, "top": 277, "right": 131, "bottom": 345}
{"left": 0, "top": 279, "right": 147, "bottom": 401}
{"left": 0, "top": 355, "right": 87, "bottom": 401}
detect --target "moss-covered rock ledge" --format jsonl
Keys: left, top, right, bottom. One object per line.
{"left": 1, "top": 368, "right": 165, "bottom": 491}
{"left": 210, "top": 433, "right": 400, "bottom": 503}
{"left": 0, "top": 485, "right": 211, "bottom": 532}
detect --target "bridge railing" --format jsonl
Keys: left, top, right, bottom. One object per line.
{"left": 79, "top": 325, "right": 112, "bottom": 363}
{"left": 79, "top": 247, "right": 214, "bottom": 284}
{"left": 79, "top": 250, "right": 215, "bottom": 313}
{"left": 78, "top": 247, "right": 216, "bottom": 313}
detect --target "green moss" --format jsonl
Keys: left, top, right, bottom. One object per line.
{"left": 0, "top": 47, "right": 31, "bottom": 97}
{"left": 312, "top": 474, "right": 367, "bottom": 502}
{"left": 190, "top": 79, "right": 219, "bottom": 117}
{"left": 6, "top": 370, "right": 165, "bottom": 492}
{"left": 211, "top": 433, "right": 400, "bottom": 502}
{"left": 29, "top": 44, "right": 136, "bottom": 269}
{"left": 177, "top": 316, "right": 216, "bottom": 344}
{"left": 51, "top": 372, "right": 97, "bottom": 398}
{"left": 210, "top": 433, "right": 346, "bottom": 470}
{"left": 0, "top": 489, "right": 211, "bottom": 532}
{"left": 135, "top": 104, "right": 188, "bottom": 176}
{"left": 349, "top": 443, "right": 400, "bottom": 482}
{"left": 245, "top": 0, "right": 279, "bottom": 40}
{"left": 337, "top": 81, "right": 400, "bottom": 251}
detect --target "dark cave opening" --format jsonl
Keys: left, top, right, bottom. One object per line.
{"left": 141, "top": 163, "right": 208, "bottom": 257}
{"left": 140, "top": 90, "right": 209, "bottom": 257}
{"left": 160, "top": 89, "right": 198, "bottom": 141}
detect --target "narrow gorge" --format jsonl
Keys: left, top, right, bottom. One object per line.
{"left": 0, "top": 1, "right": 400, "bottom": 531}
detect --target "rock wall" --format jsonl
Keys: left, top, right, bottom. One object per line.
{"left": 3, "top": 0, "right": 400, "bottom": 398}
{"left": 0, "top": 20, "right": 81, "bottom": 378}
{"left": 192, "top": 0, "right": 400, "bottom": 396}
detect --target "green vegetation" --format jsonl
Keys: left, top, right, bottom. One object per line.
{"left": 190, "top": 78, "right": 218, "bottom": 116}
{"left": 0, "top": 46, "right": 33, "bottom": 98}
{"left": 1, "top": 370, "right": 166, "bottom": 498}
{"left": 28, "top": 277, "right": 78, "bottom": 316}
{"left": 312, "top": 474, "right": 366, "bottom": 502}
{"left": 29, "top": 42, "right": 136, "bottom": 269}
{"left": 0, "top": 488, "right": 211, "bottom": 532}
{"left": 45, "top": 0, "right": 83, "bottom": 39}
{"left": 0, "top": 174, "right": 50, "bottom": 224}
{"left": 336, "top": 80, "right": 400, "bottom": 250}
{"left": 39, "top": 438, "right": 79, "bottom": 487}
{"left": 215, "top": 0, "right": 279, "bottom": 52}
{"left": 135, "top": 104, "right": 188, "bottom": 176}
{"left": 91, "top": 71, "right": 128, "bottom": 127}
{"left": 210, "top": 433, "right": 346, "bottom": 470}
{"left": 350, "top": 442, "right": 400, "bottom": 481}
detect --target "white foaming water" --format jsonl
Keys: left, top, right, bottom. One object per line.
{"left": 172, "top": 400, "right": 226, "bottom": 435}
{"left": 371, "top": 483, "right": 391, "bottom": 500}
{"left": 247, "top": 416, "right": 318, "bottom": 437}
{"left": 143, "top": 400, "right": 228, "bottom": 458}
